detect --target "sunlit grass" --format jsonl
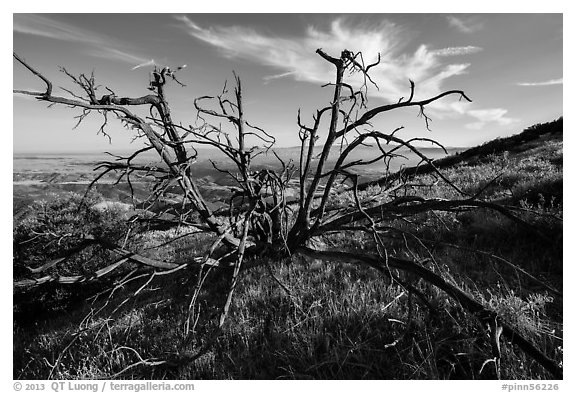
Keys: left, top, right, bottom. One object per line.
{"left": 13, "top": 125, "right": 562, "bottom": 379}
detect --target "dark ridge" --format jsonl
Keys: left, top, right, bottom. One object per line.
{"left": 357, "top": 117, "right": 563, "bottom": 191}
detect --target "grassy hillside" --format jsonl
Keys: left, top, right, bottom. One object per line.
{"left": 13, "top": 119, "right": 563, "bottom": 380}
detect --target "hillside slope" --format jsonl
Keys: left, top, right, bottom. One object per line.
{"left": 13, "top": 119, "right": 563, "bottom": 380}
{"left": 359, "top": 117, "right": 563, "bottom": 191}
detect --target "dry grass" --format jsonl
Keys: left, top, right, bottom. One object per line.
{"left": 13, "top": 125, "right": 563, "bottom": 380}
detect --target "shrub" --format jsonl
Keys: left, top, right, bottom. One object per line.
{"left": 14, "top": 192, "right": 133, "bottom": 276}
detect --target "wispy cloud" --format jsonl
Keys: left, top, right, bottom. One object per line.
{"left": 131, "top": 59, "right": 158, "bottom": 70}
{"left": 175, "top": 15, "right": 478, "bottom": 107}
{"left": 263, "top": 71, "right": 297, "bottom": 83}
{"left": 14, "top": 14, "right": 99, "bottom": 43}
{"left": 447, "top": 16, "right": 484, "bottom": 34}
{"left": 517, "top": 78, "right": 563, "bottom": 87}
{"left": 466, "top": 108, "right": 518, "bottom": 130}
{"left": 14, "top": 14, "right": 151, "bottom": 67}
{"left": 432, "top": 46, "right": 482, "bottom": 56}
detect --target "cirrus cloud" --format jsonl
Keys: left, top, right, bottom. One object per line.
{"left": 14, "top": 14, "right": 153, "bottom": 68}
{"left": 174, "top": 15, "right": 477, "bottom": 106}
{"left": 466, "top": 108, "right": 518, "bottom": 130}
{"left": 432, "top": 46, "right": 483, "bottom": 57}
{"left": 517, "top": 78, "right": 563, "bottom": 87}
{"left": 447, "top": 16, "right": 484, "bottom": 34}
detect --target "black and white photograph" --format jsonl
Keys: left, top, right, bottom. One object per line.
{"left": 12, "top": 9, "right": 564, "bottom": 383}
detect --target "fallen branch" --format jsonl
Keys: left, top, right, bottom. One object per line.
{"left": 296, "top": 246, "right": 563, "bottom": 379}
{"left": 14, "top": 238, "right": 226, "bottom": 289}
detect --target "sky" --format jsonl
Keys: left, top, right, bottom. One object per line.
{"left": 13, "top": 13, "right": 562, "bottom": 153}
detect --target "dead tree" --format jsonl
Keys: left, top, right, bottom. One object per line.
{"left": 13, "top": 49, "right": 562, "bottom": 378}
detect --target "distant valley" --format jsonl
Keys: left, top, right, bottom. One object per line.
{"left": 14, "top": 145, "right": 464, "bottom": 216}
